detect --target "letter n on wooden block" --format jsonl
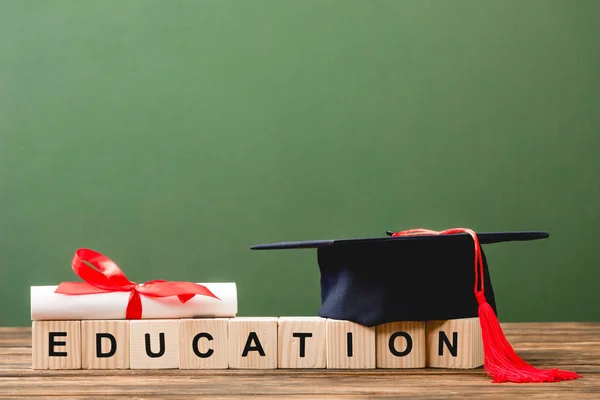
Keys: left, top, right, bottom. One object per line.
{"left": 32, "top": 321, "right": 81, "bottom": 369}
{"left": 82, "top": 320, "right": 129, "bottom": 369}
{"left": 229, "top": 317, "right": 278, "bottom": 369}
{"left": 376, "top": 321, "right": 425, "bottom": 368}
{"left": 326, "top": 319, "right": 375, "bottom": 369}
{"left": 278, "top": 317, "right": 326, "bottom": 368}
{"left": 426, "top": 318, "right": 483, "bottom": 369}
{"left": 179, "top": 318, "right": 229, "bottom": 369}
{"left": 130, "top": 320, "right": 179, "bottom": 369}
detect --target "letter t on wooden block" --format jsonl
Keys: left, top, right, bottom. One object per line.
{"left": 229, "top": 317, "right": 278, "bottom": 369}
{"left": 376, "top": 321, "right": 425, "bottom": 368}
{"left": 326, "top": 319, "right": 375, "bottom": 369}
{"left": 278, "top": 317, "right": 326, "bottom": 368}
{"left": 130, "top": 320, "right": 179, "bottom": 369}
{"left": 82, "top": 320, "right": 130, "bottom": 369}
{"left": 32, "top": 321, "right": 81, "bottom": 369}
{"left": 426, "top": 317, "right": 483, "bottom": 369}
{"left": 179, "top": 318, "right": 229, "bottom": 369}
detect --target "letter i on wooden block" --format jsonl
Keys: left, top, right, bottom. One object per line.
{"left": 326, "top": 319, "right": 375, "bottom": 369}
{"left": 426, "top": 317, "right": 483, "bottom": 369}
{"left": 32, "top": 321, "right": 81, "bottom": 369}
{"left": 179, "top": 318, "right": 229, "bottom": 369}
{"left": 229, "top": 317, "right": 278, "bottom": 369}
{"left": 82, "top": 320, "right": 130, "bottom": 369}
{"left": 278, "top": 317, "right": 326, "bottom": 368}
{"left": 130, "top": 320, "right": 179, "bottom": 369}
{"left": 376, "top": 321, "right": 425, "bottom": 368}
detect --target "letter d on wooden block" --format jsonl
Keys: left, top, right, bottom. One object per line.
{"left": 32, "top": 321, "right": 81, "bottom": 369}
{"left": 130, "top": 320, "right": 179, "bottom": 369}
{"left": 326, "top": 319, "right": 375, "bottom": 369}
{"left": 179, "top": 318, "right": 229, "bottom": 369}
{"left": 229, "top": 317, "right": 277, "bottom": 369}
{"left": 376, "top": 321, "right": 425, "bottom": 368}
{"left": 82, "top": 320, "right": 130, "bottom": 369}
{"left": 426, "top": 318, "right": 483, "bottom": 369}
{"left": 278, "top": 317, "right": 326, "bottom": 368}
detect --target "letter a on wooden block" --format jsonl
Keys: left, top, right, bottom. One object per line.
{"left": 426, "top": 317, "right": 483, "bottom": 369}
{"left": 179, "top": 318, "right": 229, "bottom": 369}
{"left": 32, "top": 320, "right": 81, "bottom": 369}
{"left": 130, "top": 320, "right": 179, "bottom": 369}
{"left": 82, "top": 320, "right": 130, "bottom": 369}
{"left": 376, "top": 321, "right": 425, "bottom": 368}
{"left": 326, "top": 319, "right": 375, "bottom": 369}
{"left": 229, "top": 317, "right": 278, "bottom": 369}
{"left": 278, "top": 317, "right": 326, "bottom": 368}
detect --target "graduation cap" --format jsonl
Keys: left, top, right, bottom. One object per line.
{"left": 251, "top": 227, "right": 581, "bottom": 383}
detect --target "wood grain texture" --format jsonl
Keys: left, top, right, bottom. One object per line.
{"left": 376, "top": 321, "right": 425, "bottom": 368}
{"left": 179, "top": 318, "right": 229, "bottom": 369}
{"left": 326, "top": 319, "right": 375, "bottom": 369}
{"left": 228, "top": 317, "right": 278, "bottom": 369}
{"left": 426, "top": 318, "right": 483, "bottom": 369}
{"left": 32, "top": 321, "right": 81, "bottom": 370}
{"left": 3, "top": 323, "right": 599, "bottom": 399}
{"left": 278, "top": 317, "right": 326, "bottom": 369}
{"left": 130, "top": 320, "right": 179, "bottom": 369}
{"left": 82, "top": 321, "right": 129, "bottom": 370}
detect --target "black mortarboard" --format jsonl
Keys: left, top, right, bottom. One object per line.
{"left": 251, "top": 229, "right": 547, "bottom": 327}
{"left": 251, "top": 228, "right": 581, "bottom": 383}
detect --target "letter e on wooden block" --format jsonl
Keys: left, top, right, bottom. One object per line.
{"left": 376, "top": 321, "right": 425, "bottom": 368}
{"left": 82, "top": 320, "right": 130, "bottom": 369}
{"left": 278, "top": 317, "right": 326, "bottom": 368}
{"left": 32, "top": 320, "right": 81, "bottom": 369}
{"left": 179, "top": 318, "right": 229, "bottom": 369}
{"left": 229, "top": 317, "right": 277, "bottom": 369}
{"left": 326, "top": 319, "right": 375, "bottom": 369}
{"left": 426, "top": 317, "right": 483, "bottom": 369}
{"left": 130, "top": 320, "right": 179, "bottom": 369}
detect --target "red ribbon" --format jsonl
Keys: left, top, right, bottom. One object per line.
{"left": 54, "top": 248, "right": 220, "bottom": 319}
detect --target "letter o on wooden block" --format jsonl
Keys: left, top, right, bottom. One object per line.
{"left": 278, "top": 317, "right": 326, "bottom": 368}
{"left": 179, "top": 318, "right": 229, "bottom": 369}
{"left": 130, "top": 320, "right": 179, "bottom": 369}
{"left": 426, "top": 317, "right": 483, "bottom": 369}
{"left": 326, "top": 319, "right": 375, "bottom": 369}
{"left": 32, "top": 321, "right": 81, "bottom": 370}
{"left": 376, "top": 321, "right": 425, "bottom": 368}
{"left": 229, "top": 317, "right": 278, "bottom": 369}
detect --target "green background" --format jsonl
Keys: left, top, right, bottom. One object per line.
{"left": 1, "top": 0, "right": 598, "bottom": 327}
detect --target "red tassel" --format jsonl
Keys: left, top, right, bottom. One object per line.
{"left": 392, "top": 228, "right": 582, "bottom": 383}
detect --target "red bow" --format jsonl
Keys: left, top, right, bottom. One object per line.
{"left": 54, "top": 248, "right": 220, "bottom": 319}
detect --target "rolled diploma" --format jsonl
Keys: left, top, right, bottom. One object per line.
{"left": 31, "top": 283, "right": 237, "bottom": 320}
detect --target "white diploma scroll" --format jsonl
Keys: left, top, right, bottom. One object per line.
{"left": 30, "top": 282, "right": 237, "bottom": 320}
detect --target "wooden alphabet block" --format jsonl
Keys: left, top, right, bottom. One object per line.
{"left": 376, "top": 321, "right": 425, "bottom": 368}
{"left": 426, "top": 317, "right": 483, "bottom": 369}
{"left": 179, "top": 318, "right": 229, "bottom": 369}
{"left": 326, "top": 319, "right": 375, "bottom": 369}
{"left": 228, "top": 317, "right": 278, "bottom": 369}
{"left": 130, "top": 320, "right": 179, "bottom": 369}
{"left": 82, "top": 320, "right": 130, "bottom": 369}
{"left": 278, "top": 317, "right": 326, "bottom": 369}
{"left": 32, "top": 320, "right": 81, "bottom": 369}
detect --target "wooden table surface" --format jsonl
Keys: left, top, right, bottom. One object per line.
{"left": 1, "top": 323, "right": 599, "bottom": 399}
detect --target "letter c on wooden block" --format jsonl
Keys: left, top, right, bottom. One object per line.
{"left": 130, "top": 320, "right": 179, "bottom": 369}
{"left": 376, "top": 322, "right": 425, "bottom": 368}
{"left": 425, "top": 318, "right": 483, "bottom": 369}
{"left": 179, "top": 318, "right": 228, "bottom": 369}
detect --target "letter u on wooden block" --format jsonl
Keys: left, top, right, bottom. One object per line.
{"left": 130, "top": 320, "right": 179, "bottom": 369}
{"left": 82, "top": 320, "right": 130, "bottom": 369}
{"left": 376, "top": 321, "right": 425, "bottom": 368}
{"left": 229, "top": 317, "right": 278, "bottom": 369}
{"left": 32, "top": 320, "right": 81, "bottom": 370}
{"left": 326, "top": 319, "right": 375, "bottom": 369}
{"left": 179, "top": 318, "right": 229, "bottom": 369}
{"left": 278, "top": 317, "right": 326, "bottom": 368}
{"left": 425, "top": 317, "right": 483, "bottom": 369}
